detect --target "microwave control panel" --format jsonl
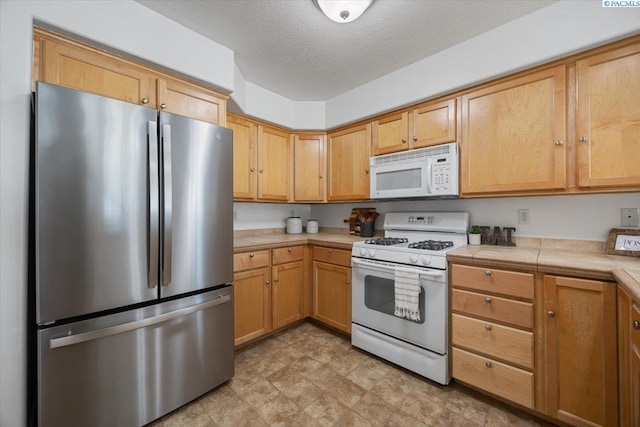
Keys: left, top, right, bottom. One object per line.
{"left": 432, "top": 156, "right": 451, "bottom": 193}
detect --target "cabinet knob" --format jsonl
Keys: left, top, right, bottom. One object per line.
{"left": 365, "top": 169, "right": 369, "bottom": 174}
{"left": 401, "top": 138, "right": 407, "bottom": 143}
{"left": 250, "top": 168, "right": 255, "bottom": 172}
{"left": 274, "top": 278, "right": 279, "bottom": 283}
{"left": 633, "top": 320, "right": 640, "bottom": 330}
{"left": 141, "top": 97, "right": 149, "bottom": 104}
{"left": 484, "top": 270, "right": 492, "bottom": 276}
{"left": 346, "top": 280, "right": 351, "bottom": 285}
{"left": 580, "top": 136, "right": 589, "bottom": 142}
{"left": 259, "top": 169, "right": 264, "bottom": 173}
{"left": 265, "top": 280, "right": 270, "bottom": 285}
{"left": 160, "top": 103, "right": 167, "bottom": 109}
{"left": 484, "top": 297, "right": 492, "bottom": 303}
{"left": 547, "top": 310, "right": 555, "bottom": 318}
{"left": 485, "top": 324, "right": 492, "bottom": 331}
{"left": 288, "top": 248, "right": 292, "bottom": 253}
{"left": 555, "top": 140, "right": 564, "bottom": 146}
{"left": 328, "top": 248, "right": 333, "bottom": 253}
{"left": 319, "top": 175, "right": 324, "bottom": 179}
{"left": 412, "top": 136, "right": 418, "bottom": 141}
{"left": 485, "top": 361, "right": 492, "bottom": 368}
{"left": 249, "top": 253, "right": 254, "bottom": 258}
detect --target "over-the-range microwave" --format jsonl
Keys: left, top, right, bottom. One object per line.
{"left": 369, "top": 142, "right": 459, "bottom": 199}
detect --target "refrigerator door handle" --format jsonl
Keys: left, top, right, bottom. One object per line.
{"left": 148, "top": 121, "right": 159, "bottom": 289}
{"left": 161, "top": 123, "right": 173, "bottom": 287}
{"left": 49, "top": 294, "right": 231, "bottom": 349}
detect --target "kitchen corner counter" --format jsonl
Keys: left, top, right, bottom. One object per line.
{"left": 234, "top": 231, "right": 366, "bottom": 252}
{"left": 448, "top": 245, "right": 640, "bottom": 302}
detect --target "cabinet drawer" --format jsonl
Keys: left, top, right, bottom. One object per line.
{"left": 452, "top": 347, "right": 534, "bottom": 409}
{"left": 451, "top": 289, "right": 533, "bottom": 329}
{"left": 272, "top": 245, "right": 304, "bottom": 265}
{"left": 633, "top": 303, "right": 640, "bottom": 348}
{"left": 233, "top": 250, "right": 270, "bottom": 272}
{"left": 451, "top": 264, "right": 533, "bottom": 300}
{"left": 452, "top": 314, "right": 533, "bottom": 369}
{"left": 313, "top": 246, "right": 351, "bottom": 267}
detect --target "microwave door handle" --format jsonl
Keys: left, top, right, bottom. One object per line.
{"left": 425, "top": 157, "right": 433, "bottom": 194}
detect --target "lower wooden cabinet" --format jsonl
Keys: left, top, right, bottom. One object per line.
{"left": 542, "top": 275, "right": 618, "bottom": 427}
{"left": 312, "top": 246, "right": 352, "bottom": 334}
{"left": 233, "top": 266, "right": 271, "bottom": 346}
{"left": 617, "top": 286, "right": 640, "bottom": 427}
{"left": 272, "top": 260, "right": 303, "bottom": 330}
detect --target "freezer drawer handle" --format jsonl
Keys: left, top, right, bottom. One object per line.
{"left": 49, "top": 294, "right": 231, "bottom": 349}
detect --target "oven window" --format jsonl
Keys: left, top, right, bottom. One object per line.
{"left": 376, "top": 168, "right": 422, "bottom": 191}
{"left": 364, "top": 275, "right": 425, "bottom": 324}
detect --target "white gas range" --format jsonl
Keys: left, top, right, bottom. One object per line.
{"left": 351, "top": 212, "right": 469, "bottom": 385}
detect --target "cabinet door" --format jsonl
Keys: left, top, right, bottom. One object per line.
{"left": 312, "top": 261, "right": 351, "bottom": 333}
{"left": 410, "top": 98, "right": 457, "bottom": 149}
{"left": 157, "top": 77, "right": 227, "bottom": 125}
{"left": 294, "top": 133, "right": 326, "bottom": 201}
{"left": 228, "top": 115, "right": 257, "bottom": 200}
{"left": 460, "top": 67, "right": 566, "bottom": 195}
{"left": 543, "top": 276, "right": 617, "bottom": 426}
{"left": 576, "top": 43, "right": 640, "bottom": 188}
{"left": 327, "top": 123, "right": 371, "bottom": 201}
{"left": 257, "top": 125, "right": 291, "bottom": 201}
{"left": 272, "top": 261, "right": 303, "bottom": 330}
{"left": 38, "top": 32, "right": 156, "bottom": 107}
{"left": 631, "top": 303, "right": 640, "bottom": 427}
{"left": 372, "top": 111, "right": 409, "bottom": 155}
{"left": 233, "top": 267, "right": 271, "bottom": 346}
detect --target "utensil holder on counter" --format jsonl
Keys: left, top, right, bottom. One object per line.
{"left": 360, "top": 222, "right": 374, "bottom": 237}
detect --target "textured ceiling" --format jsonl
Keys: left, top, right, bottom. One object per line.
{"left": 137, "top": 0, "right": 557, "bottom": 101}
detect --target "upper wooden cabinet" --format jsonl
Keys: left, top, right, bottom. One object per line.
{"left": 228, "top": 114, "right": 258, "bottom": 200}
{"left": 460, "top": 67, "right": 567, "bottom": 195}
{"left": 328, "top": 123, "right": 372, "bottom": 201}
{"left": 257, "top": 125, "right": 292, "bottom": 201}
{"left": 36, "top": 30, "right": 156, "bottom": 108}
{"left": 34, "top": 29, "right": 227, "bottom": 125}
{"left": 371, "top": 98, "right": 457, "bottom": 156}
{"left": 294, "top": 133, "right": 326, "bottom": 202}
{"left": 157, "top": 77, "right": 226, "bottom": 125}
{"left": 576, "top": 43, "right": 640, "bottom": 189}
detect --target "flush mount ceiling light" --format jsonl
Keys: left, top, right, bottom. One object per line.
{"left": 315, "top": 0, "right": 373, "bottom": 23}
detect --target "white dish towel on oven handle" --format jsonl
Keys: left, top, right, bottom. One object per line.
{"left": 394, "top": 266, "right": 421, "bottom": 321}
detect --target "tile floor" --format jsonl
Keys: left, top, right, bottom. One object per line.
{"left": 150, "top": 322, "right": 554, "bottom": 427}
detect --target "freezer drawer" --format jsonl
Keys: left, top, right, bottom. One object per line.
{"left": 37, "top": 286, "right": 233, "bottom": 427}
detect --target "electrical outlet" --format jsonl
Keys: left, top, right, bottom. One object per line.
{"left": 621, "top": 208, "right": 639, "bottom": 227}
{"left": 518, "top": 209, "right": 531, "bottom": 225}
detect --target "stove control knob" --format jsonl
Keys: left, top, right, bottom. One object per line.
{"left": 421, "top": 255, "right": 432, "bottom": 266}
{"left": 410, "top": 254, "right": 419, "bottom": 264}
{"left": 360, "top": 248, "right": 367, "bottom": 257}
{"left": 368, "top": 249, "right": 376, "bottom": 258}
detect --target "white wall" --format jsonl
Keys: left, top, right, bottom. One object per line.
{"left": 325, "top": 1, "right": 640, "bottom": 128}
{"left": 233, "top": 203, "right": 311, "bottom": 231}
{"left": 310, "top": 193, "right": 640, "bottom": 241}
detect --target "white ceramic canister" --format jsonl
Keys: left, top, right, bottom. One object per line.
{"left": 306, "top": 219, "right": 319, "bottom": 234}
{"left": 286, "top": 217, "right": 302, "bottom": 234}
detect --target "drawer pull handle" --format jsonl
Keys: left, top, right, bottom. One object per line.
{"left": 485, "top": 324, "right": 492, "bottom": 331}
{"left": 274, "top": 278, "right": 279, "bottom": 283}
{"left": 288, "top": 248, "right": 292, "bottom": 253}
{"left": 484, "top": 270, "right": 492, "bottom": 276}
{"left": 634, "top": 320, "right": 640, "bottom": 330}
{"left": 265, "top": 280, "right": 270, "bottom": 285}
{"left": 329, "top": 249, "right": 333, "bottom": 253}
{"left": 547, "top": 310, "right": 555, "bottom": 318}
{"left": 485, "top": 361, "right": 492, "bottom": 368}
{"left": 249, "top": 253, "right": 254, "bottom": 258}
{"left": 484, "top": 297, "right": 492, "bottom": 303}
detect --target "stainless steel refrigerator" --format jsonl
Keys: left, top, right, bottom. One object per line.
{"left": 31, "top": 82, "right": 234, "bottom": 426}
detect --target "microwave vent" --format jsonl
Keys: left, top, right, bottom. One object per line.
{"left": 370, "top": 143, "right": 456, "bottom": 165}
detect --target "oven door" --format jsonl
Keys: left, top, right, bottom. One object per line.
{"left": 351, "top": 257, "right": 447, "bottom": 354}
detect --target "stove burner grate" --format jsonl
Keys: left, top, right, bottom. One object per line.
{"left": 364, "top": 237, "right": 409, "bottom": 246}
{"left": 408, "top": 240, "right": 455, "bottom": 251}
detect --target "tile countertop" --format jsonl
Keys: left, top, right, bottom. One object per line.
{"left": 447, "top": 245, "right": 640, "bottom": 303}
{"left": 234, "top": 230, "right": 640, "bottom": 304}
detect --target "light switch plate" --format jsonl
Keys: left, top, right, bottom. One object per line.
{"left": 620, "top": 208, "right": 640, "bottom": 227}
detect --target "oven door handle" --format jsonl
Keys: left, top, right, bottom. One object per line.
{"left": 351, "top": 258, "right": 445, "bottom": 280}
